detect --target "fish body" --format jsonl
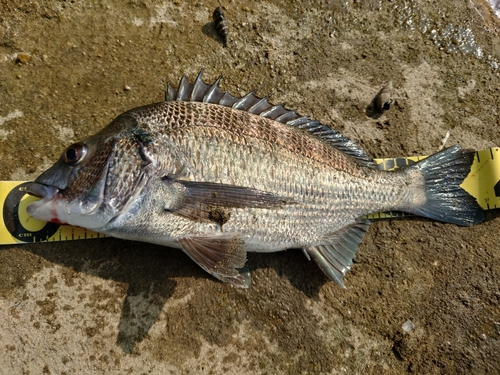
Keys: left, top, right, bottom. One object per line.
{"left": 27, "top": 70, "right": 484, "bottom": 287}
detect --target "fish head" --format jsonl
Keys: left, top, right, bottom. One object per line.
{"left": 26, "top": 114, "right": 155, "bottom": 229}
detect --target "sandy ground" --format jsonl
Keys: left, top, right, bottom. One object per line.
{"left": 0, "top": 0, "right": 499, "bottom": 374}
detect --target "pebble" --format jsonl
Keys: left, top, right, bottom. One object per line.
{"left": 402, "top": 320, "right": 415, "bottom": 332}
{"left": 374, "top": 81, "right": 393, "bottom": 111}
{"left": 16, "top": 53, "right": 31, "bottom": 64}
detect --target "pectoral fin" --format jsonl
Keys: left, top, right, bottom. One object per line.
{"left": 305, "top": 220, "right": 370, "bottom": 287}
{"left": 164, "top": 178, "right": 291, "bottom": 223}
{"left": 178, "top": 234, "right": 251, "bottom": 288}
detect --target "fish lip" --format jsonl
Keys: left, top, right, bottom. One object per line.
{"left": 26, "top": 182, "right": 59, "bottom": 200}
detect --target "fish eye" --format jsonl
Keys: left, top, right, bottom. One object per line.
{"left": 63, "top": 143, "right": 87, "bottom": 165}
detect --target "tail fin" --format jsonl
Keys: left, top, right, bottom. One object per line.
{"left": 408, "top": 145, "right": 484, "bottom": 226}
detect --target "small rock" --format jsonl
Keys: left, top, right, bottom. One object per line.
{"left": 402, "top": 320, "right": 415, "bottom": 332}
{"left": 16, "top": 52, "right": 32, "bottom": 64}
{"left": 374, "top": 81, "right": 393, "bottom": 111}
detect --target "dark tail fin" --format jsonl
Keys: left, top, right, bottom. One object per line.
{"left": 408, "top": 145, "right": 484, "bottom": 226}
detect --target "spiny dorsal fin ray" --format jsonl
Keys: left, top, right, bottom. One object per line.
{"left": 165, "top": 69, "right": 373, "bottom": 165}
{"left": 176, "top": 75, "right": 193, "bottom": 101}
{"left": 190, "top": 68, "right": 211, "bottom": 101}
{"left": 220, "top": 91, "right": 238, "bottom": 107}
{"left": 203, "top": 76, "right": 224, "bottom": 103}
{"left": 248, "top": 96, "right": 273, "bottom": 114}
{"left": 165, "top": 82, "right": 177, "bottom": 102}
{"left": 232, "top": 91, "right": 259, "bottom": 110}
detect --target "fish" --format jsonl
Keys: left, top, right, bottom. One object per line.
{"left": 212, "top": 7, "right": 228, "bottom": 47}
{"left": 26, "top": 69, "right": 484, "bottom": 288}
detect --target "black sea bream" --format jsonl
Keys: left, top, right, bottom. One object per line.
{"left": 26, "top": 70, "right": 484, "bottom": 288}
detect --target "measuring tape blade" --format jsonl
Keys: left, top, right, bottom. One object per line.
{"left": 365, "top": 147, "right": 500, "bottom": 219}
{"left": 1, "top": 148, "right": 498, "bottom": 245}
{"left": 460, "top": 148, "right": 500, "bottom": 210}
{"left": 0, "top": 181, "right": 105, "bottom": 245}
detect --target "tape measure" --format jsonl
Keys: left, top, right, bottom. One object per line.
{"left": 1, "top": 148, "right": 498, "bottom": 246}
{"left": 0, "top": 181, "right": 105, "bottom": 245}
{"left": 366, "top": 147, "right": 500, "bottom": 219}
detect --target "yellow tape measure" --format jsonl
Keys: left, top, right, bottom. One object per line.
{"left": 0, "top": 148, "right": 498, "bottom": 245}
{"left": 0, "top": 181, "right": 104, "bottom": 245}
{"left": 364, "top": 148, "right": 499, "bottom": 220}
{"left": 461, "top": 148, "right": 500, "bottom": 210}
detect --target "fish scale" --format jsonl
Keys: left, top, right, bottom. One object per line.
{"left": 114, "top": 105, "right": 418, "bottom": 249}
{"left": 26, "top": 70, "right": 484, "bottom": 288}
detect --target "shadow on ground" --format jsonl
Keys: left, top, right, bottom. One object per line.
{"left": 21, "top": 237, "right": 327, "bottom": 353}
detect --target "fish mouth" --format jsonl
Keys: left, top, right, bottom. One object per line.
{"left": 26, "top": 182, "right": 59, "bottom": 200}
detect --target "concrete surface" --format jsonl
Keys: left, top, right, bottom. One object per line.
{"left": 0, "top": 0, "right": 499, "bottom": 374}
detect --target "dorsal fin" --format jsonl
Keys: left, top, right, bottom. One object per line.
{"left": 165, "top": 69, "right": 374, "bottom": 165}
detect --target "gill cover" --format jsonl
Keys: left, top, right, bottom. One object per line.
{"left": 27, "top": 114, "right": 148, "bottom": 229}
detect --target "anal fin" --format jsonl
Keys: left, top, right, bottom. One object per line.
{"left": 178, "top": 234, "right": 251, "bottom": 288}
{"left": 305, "top": 220, "right": 370, "bottom": 287}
